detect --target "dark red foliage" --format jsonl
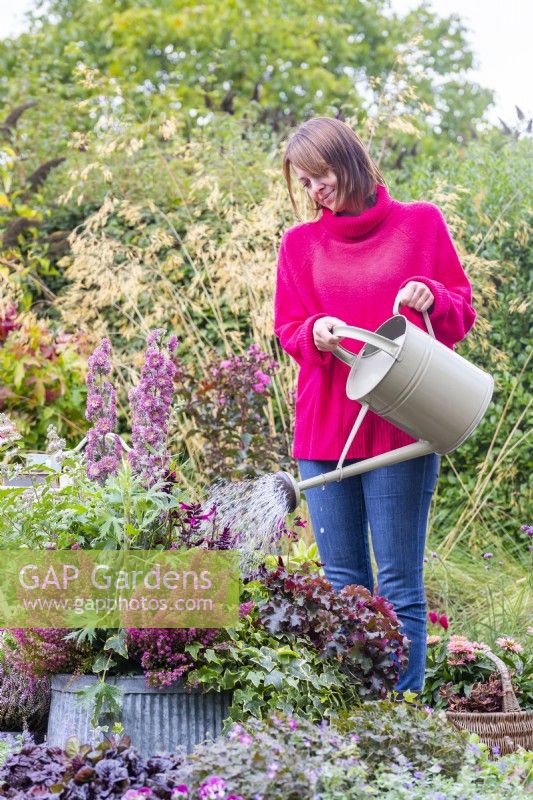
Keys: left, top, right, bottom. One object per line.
{"left": 442, "top": 672, "right": 504, "bottom": 713}
{"left": 257, "top": 560, "right": 409, "bottom": 698}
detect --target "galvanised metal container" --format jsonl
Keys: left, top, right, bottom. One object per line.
{"left": 47, "top": 674, "right": 232, "bottom": 756}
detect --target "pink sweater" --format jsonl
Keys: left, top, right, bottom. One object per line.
{"left": 274, "top": 184, "right": 476, "bottom": 460}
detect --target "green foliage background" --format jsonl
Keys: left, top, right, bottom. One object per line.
{"left": 0, "top": 0, "right": 531, "bottom": 643}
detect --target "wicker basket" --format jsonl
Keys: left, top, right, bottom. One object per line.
{"left": 446, "top": 648, "right": 533, "bottom": 754}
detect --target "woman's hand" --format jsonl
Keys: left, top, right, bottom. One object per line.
{"left": 313, "top": 316, "right": 346, "bottom": 352}
{"left": 395, "top": 281, "right": 434, "bottom": 313}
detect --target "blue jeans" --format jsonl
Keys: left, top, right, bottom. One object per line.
{"left": 298, "top": 453, "right": 440, "bottom": 692}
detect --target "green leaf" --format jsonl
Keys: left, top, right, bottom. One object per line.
{"left": 104, "top": 630, "right": 128, "bottom": 658}
{"left": 92, "top": 652, "right": 116, "bottom": 673}
{"left": 264, "top": 669, "right": 285, "bottom": 689}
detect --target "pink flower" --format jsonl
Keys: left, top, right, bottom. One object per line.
{"left": 427, "top": 635, "right": 441, "bottom": 646}
{"left": 496, "top": 636, "right": 524, "bottom": 654}
{"left": 220, "top": 359, "right": 232, "bottom": 369}
{"left": 171, "top": 788, "right": 189, "bottom": 798}
{"left": 428, "top": 611, "right": 439, "bottom": 625}
{"left": 253, "top": 369, "right": 271, "bottom": 385}
{"left": 439, "top": 614, "right": 449, "bottom": 630}
{"left": 252, "top": 383, "right": 266, "bottom": 393}
{"left": 70, "top": 543, "right": 81, "bottom": 550}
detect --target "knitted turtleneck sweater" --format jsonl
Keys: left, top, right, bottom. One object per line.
{"left": 274, "top": 184, "right": 476, "bottom": 460}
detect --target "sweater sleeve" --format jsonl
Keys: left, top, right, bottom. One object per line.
{"left": 399, "top": 207, "right": 476, "bottom": 347}
{"left": 274, "top": 233, "right": 331, "bottom": 368}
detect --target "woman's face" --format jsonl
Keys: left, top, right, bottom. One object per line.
{"left": 292, "top": 165, "right": 339, "bottom": 211}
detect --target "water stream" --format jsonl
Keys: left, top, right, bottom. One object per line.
{"left": 200, "top": 473, "right": 291, "bottom": 576}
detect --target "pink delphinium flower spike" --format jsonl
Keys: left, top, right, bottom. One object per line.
{"left": 85, "top": 337, "right": 121, "bottom": 484}
{"left": 128, "top": 330, "right": 178, "bottom": 487}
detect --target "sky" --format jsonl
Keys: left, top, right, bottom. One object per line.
{"left": 0, "top": 0, "right": 531, "bottom": 126}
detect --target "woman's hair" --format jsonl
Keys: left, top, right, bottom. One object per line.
{"left": 282, "top": 117, "right": 386, "bottom": 218}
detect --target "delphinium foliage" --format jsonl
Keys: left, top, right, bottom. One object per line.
{"left": 256, "top": 559, "right": 409, "bottom": 697}
{"left": 85, "top": 337, "right": 122, "bottom": 484}
{"left": 128, "top": 330, "right": 178, "bottom": 488}
{"left": 174, "top": 343, "right": 288, "bottom": 480}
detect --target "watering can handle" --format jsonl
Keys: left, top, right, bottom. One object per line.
{"left": 331, "top": 325, "right": 401, "bottom": 366}
{"left": 393, "top": 293, "right": 436, "bottom": 339}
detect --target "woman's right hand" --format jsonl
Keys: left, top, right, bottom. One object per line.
{"left": 312, "top": 316, "right": 346, "bottom": 352}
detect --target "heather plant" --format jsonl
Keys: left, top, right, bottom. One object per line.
{"left": 256, "top": 559, "right": 408, "bottom": 697}
{"left": 173, "top": 343, "right": 290, "bottom": 481}
{"left": 0, "top": 644, "right": 50, "bottom": 734}
{"left": 128, "top": 330, "right": 178, "bottom": 488}
{"left": 85, "top": 336, "right": 122, "bottom": 484}
{"left": 9, "top": 628, "right": 94, "bottom": 679}
{"left": 125, "top": 628, "right": 222, "bottom": 689}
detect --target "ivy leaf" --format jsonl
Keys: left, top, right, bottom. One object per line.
{"left": 104, "top": 630, "right": 128, "bottom": 658}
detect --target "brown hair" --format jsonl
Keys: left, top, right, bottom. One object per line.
{"left": 282, "top": 117, "right": 386, "bottom": 219}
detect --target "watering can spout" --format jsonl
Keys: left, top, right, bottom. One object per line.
{"left": 274, "top": 441, "right": 436, "bottom": 514}
{"left": 273, "top": 470, "right": 301, "bottom": 514}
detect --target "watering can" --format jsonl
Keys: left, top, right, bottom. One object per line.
{"left": 275, "top": 294, "right": 494, "bottom": 513}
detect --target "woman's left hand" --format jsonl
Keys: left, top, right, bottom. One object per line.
{"left": 395, "top": 281, "right": 434, "bottom": 313}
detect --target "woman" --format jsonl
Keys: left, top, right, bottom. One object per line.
{"left": 274, "top": 117, "right": 476, "bottom": 692}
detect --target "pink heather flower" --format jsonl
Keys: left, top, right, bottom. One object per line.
{"left": 439, "top": 614, "right": 449, "bottom": 630}
{"left": 428, "top": 611, "right": 439, "bottom": 625}
{"left": 288, "top": 719, "right": 298, "bottom": 730}
{"left": 70, "top": 543, "right": 81, "bottom": 550}
{"left": 220, "top": 359, "right": 232, "bottom": 369}
{"left": 239, "top": 733, "right": 253, "bottom": 745}
{"left": 122, "top": 790, "right": 153, "bottom": 800}
{"left": 427, "top": 635, "right": 441, "bottom": 646}
{"left": 171, "top": 788, "right": 189, "bottom": 798}
{"left": 252, "top": 382, "right": 266, "bottom": 393}
{"left": 496, "top": 636, "right": 524, "bottom": 654}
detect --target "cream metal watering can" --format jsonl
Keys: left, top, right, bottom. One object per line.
{"left": 275, "top": 294, "right": 494, "bottom": 513}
